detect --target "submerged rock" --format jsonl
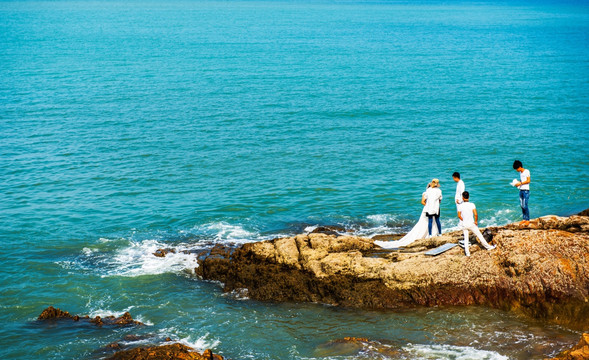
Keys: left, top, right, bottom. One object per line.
{"left": 309, "top": 225, "right": 349, "bottom": 236}
{"left": 37, "top": 307, "right": 144, "bottom": 327}
{"left": 153, "top": 248, "right": 176, "bottom": 257}
{"left": 105, "top": 343, "right": 224, "bottom": 360}
{"left": 314, "top": 337, "right": 399, "bottom": 358}
{"left": 196, "top": 214, "right": 589, "bottom": 329}
{"left": 549, "top": 333, "right": 589, "bottom": 360}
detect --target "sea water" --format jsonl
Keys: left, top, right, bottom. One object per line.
{"left": 0, "top": 0, "right": 588, "bottom": 359}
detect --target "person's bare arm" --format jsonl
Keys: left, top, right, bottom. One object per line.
{"left": 421, "top": 193, "right": 426, "bottom": 206}
{"left": 473, "top": 208, "right": 478, "bottom": 225}
{"left": 458, "top": 211, "right": 463, "bottom": 221}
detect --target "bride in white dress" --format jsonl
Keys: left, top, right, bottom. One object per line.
{"left": 374, "top": 182, "right": 440, "bottom": 249}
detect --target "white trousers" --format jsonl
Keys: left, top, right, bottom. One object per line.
{"left": 461, "top": 223, "right": 493, "bottom": 256}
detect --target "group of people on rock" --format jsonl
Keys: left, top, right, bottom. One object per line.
{"left": 375, "top": 160, "right": 531, "bottom": 257}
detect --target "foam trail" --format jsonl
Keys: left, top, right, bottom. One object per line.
{"left": 403, "top": 343, "right": 508, "bottom": 360}
{"left": 103, "top": 239, "right": 198, "bottom": 277}
{"left": 193, "top": 222, "right": 261, "bottom": 244}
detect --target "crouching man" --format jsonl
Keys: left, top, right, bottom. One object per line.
{"left": 457, "top": 191, "right": 496, "bottom": 257}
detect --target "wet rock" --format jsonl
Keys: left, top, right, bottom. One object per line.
{"left": 371, "top": 234, "right": 404, "bottom": 241}
{"left": 153, "top": 248, "right": 176, "bottom": 257}
{"left": 197, "top": 215, "right": 589, "bottom": 330}
{"left": 105, "top": 343, "right": 224, "bottom": 360}
{"left": 549, "top": 333, "right": 589, "bottom": 360}
{"left": 37, "top": 307, "right": 144, "bottom": 327}
{"left": 578, "top": 208, "right": 589, "bottom": 217}
{"left": 504, "top": 215, "right": 589, "bottom": 233}
{"left": 314, "top": 337, "right": 399, "bottom": 358}
{"left": 309, "top": 225, "right": 348, "bottom": 236}
{"left": 106, "top": 342, "right": 123, "bottom": 350}
{"left": 94, "top": 334, "right": 168, "bottom": 357}
{"left": 37, "top": 306, "right": 73, "bottom": 320}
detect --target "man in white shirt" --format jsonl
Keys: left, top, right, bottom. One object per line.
{"left": 453, "top": 172, "right": 465, "bottom": 209}
{"left": 513, "top": 160, "right": 531, "bottom": 225}
{"left": 457, "top": 191, "right": 495, "bottom": 257}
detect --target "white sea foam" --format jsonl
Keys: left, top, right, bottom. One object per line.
{"left": 403, "top": 343, "right": 508, "bottom": 360}
{"left": 83, "top": 306, "right": 154, "bottom": 325}
{"left": 358, "top": 207, "right": 518, "bottom": 238}
{"left": 178, "top": 333, "right": 220, "bottom": 352}
{"left": 88, "top": 308, "right": 130, "bottom": 318}
{"left": 156, "top": 330, "right": 219, "bottom": 352}
{"left": 353, "top": 214, "right": 408, "bottom": 237}
{"left": 194, "top": 222, "right": 260, "bottom": 244}
{"left": 366, "top": 214, "right": 398, "bottom": 224}
{"left": 479, "top": 208, "right": 515, "bottom": 228}
{"left": 102, "top": 239, "right": 199, "bottom": 277}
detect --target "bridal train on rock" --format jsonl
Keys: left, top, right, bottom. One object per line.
{"left": 374, "top": 210, "right": 440, "bottom": 249}
{"left": 375, "top": 180, "right": 442, "bottom": 249}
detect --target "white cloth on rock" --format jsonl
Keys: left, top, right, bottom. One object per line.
{"left": 374, "top": 208, "right": 439, "bottom": 249}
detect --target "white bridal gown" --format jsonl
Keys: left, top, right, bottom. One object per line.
{"left": 374, "top": 207, "right": 440, "bottom": 249}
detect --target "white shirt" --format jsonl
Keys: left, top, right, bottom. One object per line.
{"left": 455, "top": 180, "right": 465, "bottom": 204}
{"left": 458, "top": 202, "right": 477, "bottom": 226}
{"left": 424, "top": 187, "right": 442, "bottom": 215}
{"left": 519, "top": 169, "right": 530, "bottom": 190}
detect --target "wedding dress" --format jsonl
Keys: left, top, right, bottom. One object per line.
{"left": 374, "top": 193, "right": 440, "bottom": 249}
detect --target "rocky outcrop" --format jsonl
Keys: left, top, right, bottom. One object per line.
{"left": 37, "top": 306, "right": 144, "bottom": 327}
{"left": 196, "top": 214, "right": 589, "bottom": 330}
{"left": 105, "top": 343, "right": 224, "bottom": 360}
{"left": 549, "top": 333, "right": 589, "bottom": 360}
{"left": 38, "top": 306, "right": 73, "bottom": 320}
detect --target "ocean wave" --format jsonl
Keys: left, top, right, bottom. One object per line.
{"left": 85, "top": 307, "right": 154, "bottom": 326}
{"left": 67, "top": 209, "right": 518, "bottom": 279}
{"left": 101, "top": 239, "right": 199, "bottom": 278}
{"left": 190, "top": 222, "right": 263, "bottom": 244}
{"left": 156, "top": 328, "right": 220, "bottom": 352}
{"left": 178, "top": 333, "right": 220, "bottom": 352}
{"left": 402, "top": 343, "right": 508, "bottom": 360}
{"left": 359, "top": 208, "right": 517, "bottom": 237}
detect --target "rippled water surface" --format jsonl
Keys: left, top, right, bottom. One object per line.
{"left": 1, "top": 0, "right": 588, "bottom": 358}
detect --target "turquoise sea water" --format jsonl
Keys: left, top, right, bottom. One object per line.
{"left": 1, "top": 0, "right": 588, "bottom": 358}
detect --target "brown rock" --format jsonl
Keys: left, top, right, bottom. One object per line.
{"left": 153, "top": 248, "right": 176, "bottom": 257}
{"left": 37, "top": 306, "right": 73, "bottom": 320}
{"left": 37, "top": 307, "right": 143, "bottom": 327}
{"left": 314, "top": 337, "right": 399, "bottom": 358}
{"left": 123, "top": 335, "right": 145, "bottom": 342}
{"left": 197, "top": 215, "right": 589, "bottom": 329}
{"left": 309, "top": 225, "right": 348, "bottom": 236}
{"left": 90, "top": 316, "right": 103, "bottom": 326}
{"left": 371, "top": 234, "right": 404, "bottom": 241}
{"left": 549, "top": 333, "right": 589, "bottom": 360}
{"left": 578, "top": 208, "right": 589, "bottom": 217}
{"left": 105, "top": 343, "right": 224, "bottom": 360}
